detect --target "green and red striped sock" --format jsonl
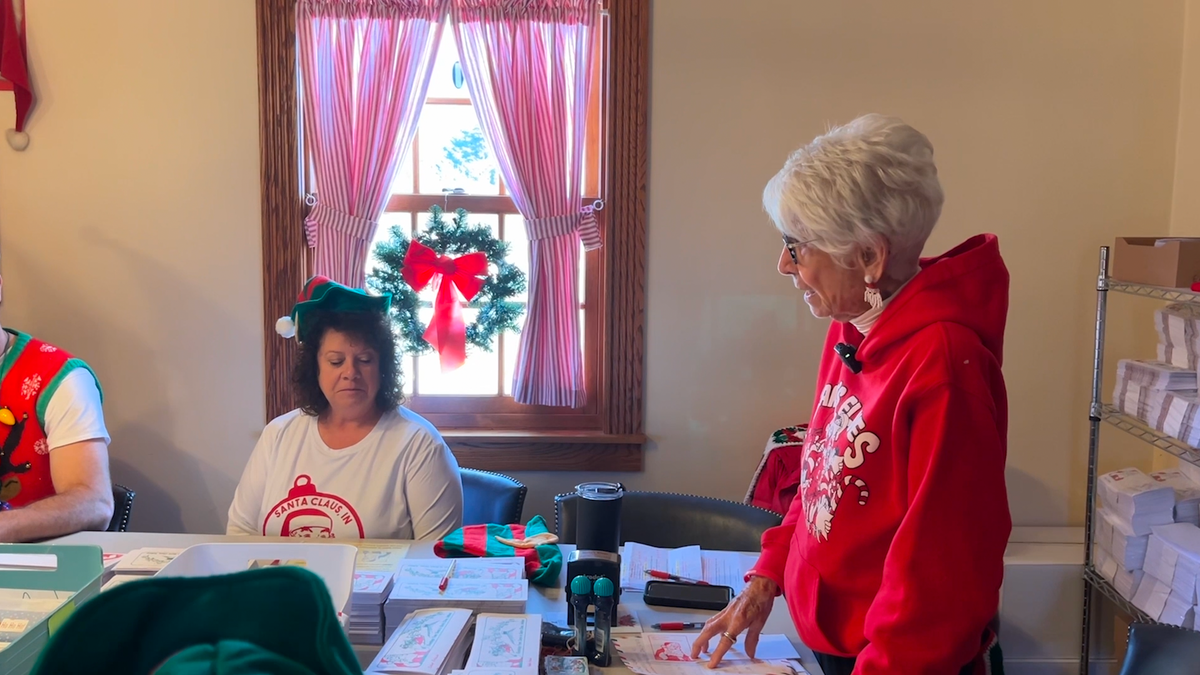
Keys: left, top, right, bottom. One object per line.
{"left": 434, "top": 515, "right": 562, "bottom": 587}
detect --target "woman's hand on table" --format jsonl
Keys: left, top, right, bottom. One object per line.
{"left": 691, "top": 576, "right": 777, "bottom": 668}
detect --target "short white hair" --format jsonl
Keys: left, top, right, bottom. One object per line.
{"left": 763, "top": 114, "right": 944, "bottom": 279}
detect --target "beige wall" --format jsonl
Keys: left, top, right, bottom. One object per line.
{"left": 1175, "top": 0, "right": 1200, "bottom": 235}
{"left": 511, "top": 0, "right": 1184, "bottom": 525}
{"left": 0, "top": 1, "right": 264, "bottom": 533}
{"left": 0, "top": 0, "right": 1187, "bottom": 533}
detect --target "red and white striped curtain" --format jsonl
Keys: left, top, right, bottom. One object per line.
{"left": 298, "top": 0, "right": 448, "bottom": 288}
{"left": 450, "top": 0, "right": 600, "bottom": 408}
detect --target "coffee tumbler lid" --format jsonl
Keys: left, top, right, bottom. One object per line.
{"left": 575, "top": 481, "right": 623, "bottom": 500}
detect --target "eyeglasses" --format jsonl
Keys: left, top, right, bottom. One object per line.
{"left": 782, "top": 235, "right": 818, "bottom": 265}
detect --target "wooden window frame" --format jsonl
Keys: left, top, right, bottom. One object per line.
{"left": 255, "top": 0, "right": 649, "bottom": 471}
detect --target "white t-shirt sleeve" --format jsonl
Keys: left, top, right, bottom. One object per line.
{"left": 43, "top": 368, "right": 110, "bottom": 450}
{"left": 227, "top": 426, "right": 276, "bottom": 536}
{"left": 404, "top": 431, "right": 463, "bottom": 541}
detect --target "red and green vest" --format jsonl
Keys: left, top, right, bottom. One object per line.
{"left": 0, "top": 331, "right": 101, "bottom": 508}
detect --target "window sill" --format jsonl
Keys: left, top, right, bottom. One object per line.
{"left": 444, "top": 431, "right": 646, "bottom": 472}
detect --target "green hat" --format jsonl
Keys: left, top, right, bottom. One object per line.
{"left": 276, "top": 275, "right": 392, "bottom": 342}
{"left": 32, "top": 566, "right": 361, "bottom": 675}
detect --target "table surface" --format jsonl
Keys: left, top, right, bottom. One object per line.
{"left": 49, "top": 532, "right": 821, "bottom": 675}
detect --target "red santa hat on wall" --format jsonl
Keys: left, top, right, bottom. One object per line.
{"left": 1, "top": 0, "right": 34, "bottom": 151}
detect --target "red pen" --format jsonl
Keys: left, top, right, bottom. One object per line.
{"left": 438, "top": 560, "right": 456, "bottom": 594}
{"left": 652, "top": 622, "right": 706, "bottom": 630}
{"left": 646, "top": 569, "right": 709, "bottom": 585}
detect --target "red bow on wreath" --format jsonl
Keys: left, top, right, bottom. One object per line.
{"left": 401, "top": 241, "right": 488, "bottom": 372}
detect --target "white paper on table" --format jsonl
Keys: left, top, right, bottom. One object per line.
{"left": 612, "top": 633, "right": 804, "bottom": 675}
{"left": 465, "top": 613, "right": 543, "bottom": 671}
{"left": 388, "top": 578, "right": 528, "bottom": 601}
{"left": 369, "top": 607, "right": 472, "bottom": 675}
{"left": 354, "top": 542, "right": 412, "bottom": 573}
{"left": 396, "top": 558, "right": 525, "bottom": 580}
{"left": 621, "top": 543, "right": 704, "bottom": 591}
{"left": 701, "top": 552, "right": 758, "bottom": 595}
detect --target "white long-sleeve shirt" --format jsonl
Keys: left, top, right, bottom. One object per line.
{"left": 226, "top": 407, "right": 463, "bottom": 540}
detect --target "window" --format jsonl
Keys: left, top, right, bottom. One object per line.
{"left": 256, "top": 0, "right": 648, "bottom": 471}
{"left": 370, "top": 24, "right": 599, "bottom": 429}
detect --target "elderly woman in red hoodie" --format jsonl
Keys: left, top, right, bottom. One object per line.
{"left": 695, "top": 114, "right": 1011, "bottom": 675}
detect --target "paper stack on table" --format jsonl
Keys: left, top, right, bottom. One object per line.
{"left": 612, "top": 632, "right": 805, "bottom": 675}
{"left": 366, "top": 607, "right": 474, "bottom": 675}
{"left": 463, "top": 613, "right": 543, "bottom": 672}
{"left": 103, "top": 547, "right": 184, "bottom": 590}
{"left": 395, "top": 557, "right": 525, "bottom": 581}
{"left": 1156, "top": 303, "right": 1200, "bottom": 369}
{"left": 384, "top": 578, "right": 528, "bottom": 637}
{"left": 620, "top": 542, "right": 757, "bottom": 593}
{"left": 349, "top": 571, "right": 395, "bottom": 645}
{"left": 1150, "top": 469, "right": 1200, "bottom": 525}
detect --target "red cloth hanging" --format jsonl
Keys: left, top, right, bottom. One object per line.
{"left": 0, "top": 0, "right": 33, "bottom": 132}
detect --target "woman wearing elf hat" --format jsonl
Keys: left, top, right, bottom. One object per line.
{"left": 695, "top": 115, "right": 1010, "bottom": 674}
{"left": 226, "top": 276, "right": 463, "bottom": 541}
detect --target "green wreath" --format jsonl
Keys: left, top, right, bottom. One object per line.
{"left": 367, "top": 205, "right": 526, "bottom": 356}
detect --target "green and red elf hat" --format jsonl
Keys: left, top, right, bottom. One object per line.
{"left": 275, "top": 276, "right": 392, "bottom": 343}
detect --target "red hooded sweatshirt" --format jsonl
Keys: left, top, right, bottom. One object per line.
{"left": 752, "top": 234, "right": 1011, "bottom": 674}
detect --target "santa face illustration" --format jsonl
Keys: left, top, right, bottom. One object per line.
{"left": 263, "top": 475, "right": 365, "bottom": 539}
{"left": 282, "top": 508, "right": 334, "bottom": 538}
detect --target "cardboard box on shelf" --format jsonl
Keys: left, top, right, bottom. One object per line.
{"left": 1113, "top": 238, "right": 1200, "bottom": 288}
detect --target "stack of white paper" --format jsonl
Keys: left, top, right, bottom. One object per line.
{"left": 1137, "top": 523, "right": 1200, "bottom": 627}
{"left": 367, "top": 608, "right": 474, "bottom": 675}
{"left": 1117, "top": 359, "right": 1199, "bottom": 391}
{"left": 104, "top": 547, "right": 184, "bottom": 590}
{"left": 349, "top": 571, "right": 395, "bottom": 645}
{"left": 463, "top": 614, "right": 543, "bottom": 672}
{"left": 1151, "top": 469, "right": 1200, "bottom": 525}
{"left": 1112, "top": 368, "right": 1200, "bottom": 447}
{"left": 1101, "top": 508, "right": 1150, "bottom": 569}
{"left": 1133, "top": 573, "right": 1173, "bottom": 620}
{"left": 1156, "top": 303, "right": 1200, "bottom": 369}
{"left": 384, "top": 578, "right": 527, "bottom": 637}
{"left": 395, "top": 557, "right": 525, "bottom": 581}
{"left": 619, "top": 542, "right": 757, "bottom": 594}
{"left": 1098, "top": 469, "right": 1176, "bottom": 535}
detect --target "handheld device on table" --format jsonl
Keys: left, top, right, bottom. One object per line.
{"left": 643, "top": 580, "right": 733, "bottom": 611}
{"left": 591, "top": 576, "right": 615, "bottom": 666}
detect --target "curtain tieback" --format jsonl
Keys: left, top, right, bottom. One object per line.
{"left": 526, "top": 205, "right": 604, "bottom": 251}
{"left": 304, "top": 202, "right": 378, "bottom": 243}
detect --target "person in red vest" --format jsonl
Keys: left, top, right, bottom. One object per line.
{"left": 695, "top": 115, "right": 1010, "bottom": 675}
{"left": 0, "top": 287, "right": 113, "bottom": 540}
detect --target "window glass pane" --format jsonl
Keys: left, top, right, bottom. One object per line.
{"left": 391, "top": 147, "right": 415, "bottom": 195}
{"left": 415, "top": 307, "right": 500, "bottom": 395}
{"left": 402, "top": 357, "right": 415, "bottom": 396}
{"left": 425, "top": 23, "right": 469, "bottom": 101}
{"left": 367, "top": 212, "right": 412, "bottom": 276}
{"left": 501, "top": 316, "right": 523, "bottom": 397}
{"left": 504, "top": 215, "right": 529, "bottom": 305}
{"left": 417, "top": 104, "right": 499, "bottom": 196}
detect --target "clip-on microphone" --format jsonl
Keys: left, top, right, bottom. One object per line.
{"left": 834, "top": 343, "right": 863, "bottom": 374}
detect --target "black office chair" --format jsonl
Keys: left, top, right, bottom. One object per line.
{"left": 106, "top": 484, "right": 135, "bottom": 532}
{"left": 1118, "top": 622, "right": 1200, "bottom": 674}
{"left": 460, "top": 468, "right": 526, "bottom": 525}
{"left": 554, "top": 490, "right": 782, "bottom": 551}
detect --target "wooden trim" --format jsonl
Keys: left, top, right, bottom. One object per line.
{"left": 257, "top": 0, "right": 305, "bottom": 421}
{"left": 450, "top": 442, "right": 643, "bottom": 472}
{"left": 603, "top": 0, "right": 649, "bottom": 439}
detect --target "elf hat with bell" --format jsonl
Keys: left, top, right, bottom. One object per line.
{"left": 275, "top": 275, "right": 391, "bottom": 342}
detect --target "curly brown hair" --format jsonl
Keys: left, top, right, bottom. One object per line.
{"left": 291, "top": 309, "right": 403, "bottom": 416}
